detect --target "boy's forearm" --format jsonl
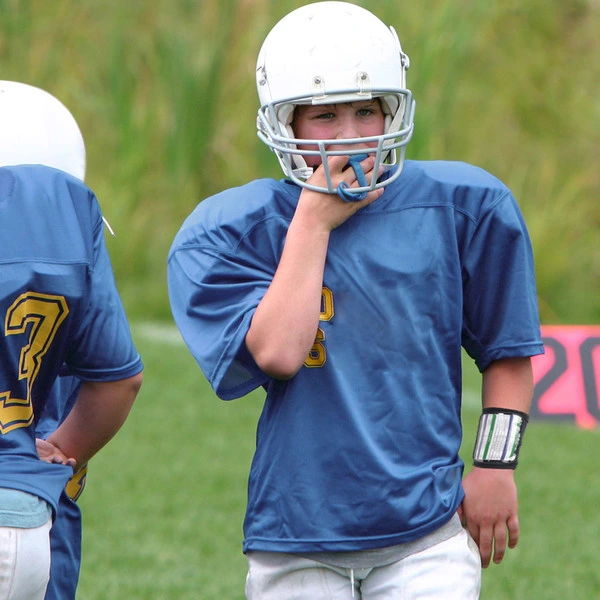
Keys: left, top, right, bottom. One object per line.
{"left": 481, "top": 357, "right": 533, "bottom": 413}
{"left": 47, "top": 373, "right": 142, "bottom": 469}
{"left": 246, "top": 208, "right": 330, "bottom": 379}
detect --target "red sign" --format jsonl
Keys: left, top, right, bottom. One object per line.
{"left": 531, "top": 326, "right": 600, "bottom": 429}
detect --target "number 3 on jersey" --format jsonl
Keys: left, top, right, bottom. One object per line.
{"left": 1, "top": 292, "right": 69, "bottom": 434}
{"left": 304, "top": 287, "right": 334, "bottom": 368}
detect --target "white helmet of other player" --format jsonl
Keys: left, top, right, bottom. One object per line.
{"left": 0, "top": 80, "right": 86, "bottom": 181}
{"left": 256, "top": 1, "right": 415, "bottom": 194}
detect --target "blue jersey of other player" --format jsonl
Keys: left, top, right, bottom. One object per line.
{"left": 0, "top": 164, "right": 142, "bottom": 516}
{"left": 36, "top": 373, "right": 84, "bottom": 600}
{"left": 168, "top": 159, "right": 544, "bottom": 554}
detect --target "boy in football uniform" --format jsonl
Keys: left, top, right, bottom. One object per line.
{"left": 0, "top": 80, "right": 143, "bottom": 599}
{"left": 168, "top": 3, "right": 543, "bottom": 598}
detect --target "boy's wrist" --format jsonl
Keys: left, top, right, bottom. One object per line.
{"left": 473, "top": 408, "right": 529, "bottom": 469}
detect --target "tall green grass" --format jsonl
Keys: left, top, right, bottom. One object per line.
{"left": 74, "top": 327, "right": 600, "bottom": 599}
{"left": 0, "top": 0, "right": 598, "bottom": 323}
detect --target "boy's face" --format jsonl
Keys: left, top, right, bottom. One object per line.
{"left": 291, "top": 99, "right": 385, "bottom": 168}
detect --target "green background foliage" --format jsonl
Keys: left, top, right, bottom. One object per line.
{"left": 1, "top": 0, "right": 598, "bottom": 324}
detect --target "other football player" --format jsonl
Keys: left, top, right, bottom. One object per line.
{"left": 0, "top": 80, "right": 143, "bottom": 599}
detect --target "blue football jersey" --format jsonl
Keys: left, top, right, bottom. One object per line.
{"left": 0, "top": 164, "right": 142, "bottom": 515}
{"left": 37, "top": 374, "right": 84, "bottom": 600}
{"left": 168, "top": 160, "right": 544, "bottom": 553}
{"left": 36, "top": 370, "right": 82, "bottom": 440}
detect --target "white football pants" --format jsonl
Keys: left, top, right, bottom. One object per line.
{"left": 0, "top": 519, "right": 52, "bottom": 600}
{"left": 246, "top": 527, "right": 481, "bottom": 599}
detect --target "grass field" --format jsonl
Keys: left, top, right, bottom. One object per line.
{"left": 75, "top": 323, "right": 600, "bottom": 599}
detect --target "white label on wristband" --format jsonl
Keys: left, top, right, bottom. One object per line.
{"left": 474, "top": 412, "right": 524, "bottom": 463}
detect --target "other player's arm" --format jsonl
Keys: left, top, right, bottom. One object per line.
{"left": 45, "top": 373, "right": 142, "bottom": 471}
{"left": 459, "top": 356, "right": 533, "bottom": 568}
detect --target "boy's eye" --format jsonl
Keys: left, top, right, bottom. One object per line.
{"left": 314, "top": 112, "right": 335, "bottom": 120}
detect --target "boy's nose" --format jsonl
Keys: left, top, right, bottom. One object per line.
{"left": 335, "top": 119, "right": 360, "bottom": 140}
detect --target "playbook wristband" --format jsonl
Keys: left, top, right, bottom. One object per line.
{"left": 473, "top": 408, "right": 529, "bottom": 469}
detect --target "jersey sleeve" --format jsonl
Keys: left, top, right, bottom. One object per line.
{"left": 168, "top": 244, "right": 270, "bottom": 400}
{"left": 461, "top": 191, "right": 544, "bottom": 371}
{"left": 65, "top": 210, "right": 143, "bottom": 381}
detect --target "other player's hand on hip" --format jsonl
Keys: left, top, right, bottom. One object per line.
{"left": 458, "top": 467, "right": 519, "bottom": 568}
{"left": 298, "top": 154, "right": 384, "bottom": 231}
{"left": 36, "top": 437, "right": 77, "bottom": 469}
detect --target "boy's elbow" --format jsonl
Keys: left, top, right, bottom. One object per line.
{"left": 253, "top": 350, "right": 304, "bottom": 381}
{"left": 83, "top": 371, "right": 143, "bottom": 399}
{"left": 105, "top": 371, "right": 143, "bottom": 405}
{"left": 246, "top": 334, "right": 305, "bottom": 380}
{"left": 129, "top": 370, "right": 144, "bottom": 395}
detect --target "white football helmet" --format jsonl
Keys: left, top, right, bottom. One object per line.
{"left": 0, "top": 80, "right": 86, "bottom": 181}
{"left": 256, "top": 1, "right": 415, "bottom": 195}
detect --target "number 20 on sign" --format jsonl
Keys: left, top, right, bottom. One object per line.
{"left": 531, "top": 326, "right": 600, "bottom": 429}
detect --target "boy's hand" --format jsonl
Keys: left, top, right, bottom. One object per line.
{"left": 36, "top": 437, "right": 77, "bottom": 468}
{"left": 458, "top": 467, "right": 520, "bottom": 568}
{"left": 299, "top": 154, "right": 384, "bottom": 231}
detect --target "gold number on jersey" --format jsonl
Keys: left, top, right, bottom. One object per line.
{"left": 66, "top": 462, "right": 88, "bottom": 501}
{"left": 1, "top": 293, "right": 69, "bottom": 434}
{"left": 304, "top": 287, "right": 334, "bottom": 368}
